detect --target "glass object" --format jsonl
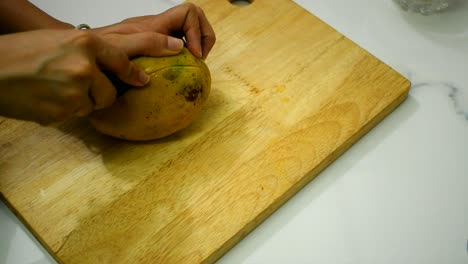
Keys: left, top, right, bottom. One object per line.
{"left": 393, "top": 0, "right": 451, "bottom": 15}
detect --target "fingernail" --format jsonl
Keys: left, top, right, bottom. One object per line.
{"left": 168, "top": 37, "right": 184, "bottom": 51}
{"left": 193, "top": 45, "right": 203, "bottom": 58}
{"left": 138, "top": 70, "right": 150, "bottom": 85}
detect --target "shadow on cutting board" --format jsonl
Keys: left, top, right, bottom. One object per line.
{"left": 57, "top": 83, "right": 229, "bottom": 169}
{"left": 0, "top": 85, "right": 418, "bottom": 263}
{"left": 0, "top": 83, "right": 416, "bottom": 261}
{"left": 41, "top": 84, "right": 265, "bottom": 261}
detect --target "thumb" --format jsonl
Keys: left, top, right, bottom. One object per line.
{"left": 91, "top": 35, "right": 150, "bottom": 87}
{"left": 106, "top": 32, "right": 185, "bottom": 57}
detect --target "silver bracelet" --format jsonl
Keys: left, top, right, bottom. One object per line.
{"left": 75, "top": 24, "right": 91, "bottom": 30}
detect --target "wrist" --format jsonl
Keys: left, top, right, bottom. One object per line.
{"left": 0, "top": 0, "right": 74, "bottom": 33}
{"left": 50, "top": 21, "right": 75, "bottom": 30}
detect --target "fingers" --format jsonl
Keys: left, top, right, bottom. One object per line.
{"left": 38, "top": 67, "right": 114, "bottom": 119}
{"left": 89, "top": 34, "right": 150, "bottom": 87}
{"left": 93, "top": 3, "right": 216, "bottom": 59}
{"left": 64, "top": 62, "right": 118, "bottom": 114}
{"left": 103, "top": 32, "right": 184, "bottom": 58}
{"left": 165, "top": 3, "right": 216, "bottom": 59}
{"left": 195, "top": 6, "right": 216, "bottom": 59}
{"left": 73, "top": 88, "right": 94, "bottom": 116}
{"left": 180, "top": 5, "right": 203, "bottom": 58}
{"left": 67, "top": 31, "right": 150, "bottom": 113}
{"left": 163, "top": 3, "right": 216, "bottom": 59}
{"left": 87, "top": 70, "right": 117, "bottom": 110}
{"left": 141, "top": 3, "right": 216, "bottom": 58}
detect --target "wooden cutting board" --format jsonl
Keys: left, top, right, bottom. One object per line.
{"left": 0, "top": 0, "right": 410, "bottom": 263}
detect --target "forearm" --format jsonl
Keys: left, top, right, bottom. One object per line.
{"left": 0, "top": 0, "right": 73, "bottom": 34}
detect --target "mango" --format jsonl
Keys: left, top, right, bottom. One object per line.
{"left": 89, "top": 48, "right": 211, "bottom": 141}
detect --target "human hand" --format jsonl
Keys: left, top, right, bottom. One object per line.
{"left": 93, "top": 3, "right": 216, "bottom": 59}
{"left": 0, "top": 29, "right": 149, "bottom": 125}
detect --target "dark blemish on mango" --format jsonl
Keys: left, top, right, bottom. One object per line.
{"left": 182, "top": 84, "right": 202, "bottom": 102}
{"left": 162, "top": 68, "right": 181, "bottom": 81}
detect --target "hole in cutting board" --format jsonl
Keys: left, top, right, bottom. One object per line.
{"left": 230, "top": 0, "right": 252, "bottom": 6}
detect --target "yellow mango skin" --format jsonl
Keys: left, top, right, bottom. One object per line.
{"left": 90, "top": 48, "right": 211, "bottom": 141}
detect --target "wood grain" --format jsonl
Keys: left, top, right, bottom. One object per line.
{"left": 0, "top": 0, "right": 410, "bottom": 263}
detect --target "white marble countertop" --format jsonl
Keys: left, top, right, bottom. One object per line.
{"left": 1, "top": 0, "right": 467, "bottom": 263}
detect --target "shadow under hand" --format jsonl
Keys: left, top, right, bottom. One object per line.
{"left": 55, "top": 86, "right": 227, "bottom": 183}
{"left": 42, "top": 88, "right": 239, "bottom": 262}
